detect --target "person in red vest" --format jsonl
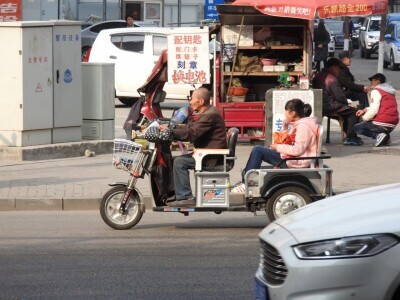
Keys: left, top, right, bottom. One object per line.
{"left": 355, "top": 73, "right": 399, "bottom": 147}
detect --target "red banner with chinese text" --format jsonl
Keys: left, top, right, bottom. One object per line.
{"left": 0, "top": 0, "right": 22, "bottom": 22}
{"left": 232, "top": 0, "right": 388, "bottom": 20}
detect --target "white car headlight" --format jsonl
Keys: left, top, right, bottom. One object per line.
{"left": 293, "top": 234, "right": 398, "bottom": 259}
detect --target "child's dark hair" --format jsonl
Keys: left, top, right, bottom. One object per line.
{"left": 285, "top": 98, "right": 312, "bottom": 118}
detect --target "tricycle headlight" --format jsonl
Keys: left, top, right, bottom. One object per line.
{"left": 293, "top": 234, "right": 398, "bottom": 259}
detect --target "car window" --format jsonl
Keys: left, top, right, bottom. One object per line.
{"left": 111, "top": 34, "right": 145, "bottom": 53}
{"left": 324, "top": 21, "right": 343, "bottom": 34}
{"left": 153, "top": 36, "right": 167, "bottom": 56}
{"left": 368, "top": 20, "right": 380, "bottom": 31}
{"left": 90, "top": 22, "right": 127, "bottom": 33}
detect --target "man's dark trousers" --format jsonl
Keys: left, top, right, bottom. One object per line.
{"left": 173, "top": 154, "right": 196, "bottom": 200}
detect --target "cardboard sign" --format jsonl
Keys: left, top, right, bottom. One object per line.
{"left": 0, "top": 0, "right": 21, "bottom": 22}
{"left": 272, "top": 90, "right": 314, "bottom": 137}
{"left": 168, "top": 28, "right": 210, "bottom": 85}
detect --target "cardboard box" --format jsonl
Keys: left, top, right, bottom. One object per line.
{"left": 223, "top": 25, "right": 253, "bottom": 46}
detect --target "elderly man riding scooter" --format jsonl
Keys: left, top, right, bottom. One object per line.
{"left": 160, "top": 88, "right": 227, "bottom": 207}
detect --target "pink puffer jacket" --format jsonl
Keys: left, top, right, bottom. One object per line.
{"left": 275, "top": 117, "right": 319, "bottom": 168}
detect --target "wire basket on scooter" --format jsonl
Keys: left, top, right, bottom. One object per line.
{"left": 112, "top": 138, "right": 145, "bottom": 173}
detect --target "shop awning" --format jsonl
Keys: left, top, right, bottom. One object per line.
{"left": 230, "top": 0, "right": 388, "bottom": 20}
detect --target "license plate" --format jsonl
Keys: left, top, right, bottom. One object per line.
{"left": 255, "top": 278, "right": 270, "bottom": 300}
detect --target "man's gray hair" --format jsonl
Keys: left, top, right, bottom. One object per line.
{"left": 195, "top": 87, "right": 211, "bottom": 105}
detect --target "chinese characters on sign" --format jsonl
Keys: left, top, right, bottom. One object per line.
{"left": 204, "top": 0, "right": 224, "bottom": 20}
{"left": 168, "top": 29, "right": 210, "bottom": 85}
{"left": 261, "top": 5, "right": 313, "bottom": 19}
{"left": 318, "top": 2, "right": 387, "bottom": 18}
{"left": 55, "top": 34, "right": 80, "bottom": 42}
{"left": 0, "top": 0, "right": 21, "bottom": 22}
{"left": 28, "top": 56, "right": 49, "bottom": 64}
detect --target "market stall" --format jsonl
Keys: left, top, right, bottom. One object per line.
{"left": 214, "top": 0, "right": 388, "bottom": 141}
{"left": 214, "top": 4, "right": 314, "bottom": 140}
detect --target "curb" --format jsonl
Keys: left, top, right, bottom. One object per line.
{"left": 0, "top": 196, "right": 153, "bottom": 211}
{"left": 0, "top": 140, "right": 113, "bottom": 161}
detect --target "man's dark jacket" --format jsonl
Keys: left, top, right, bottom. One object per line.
{"left": 173, "top": 106, "right": 227, "bottom": 149}
{"left": 313, "top": 70, "right": 349, "bottom": 115}
{"left": 338, "top": 62, "right": 364, "bottom": 93}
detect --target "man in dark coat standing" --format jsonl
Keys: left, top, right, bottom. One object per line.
{"left": 338, "top": 51, "right": 369, "bottom": 109}
{"left": 314, "top": 20, "right": 331, "bottom": 71}
{"left": 161, "top": 88, "right": 227, "bottom": 206}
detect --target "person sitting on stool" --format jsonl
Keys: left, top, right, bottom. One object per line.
{"left": 338, "top": 51, "right": 370, "bottom": 109}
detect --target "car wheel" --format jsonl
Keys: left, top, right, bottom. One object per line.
{"left": 118, "top": 97, "right": 139, "bottom": 106}
{"left": 390, "top": 51, "right": 399, "bottom": 71}
{"left": 384, "top": 59, "right": 389, "bottom": 69}
{"left": 266, "top": 186, "right": 312, "bottom": 221}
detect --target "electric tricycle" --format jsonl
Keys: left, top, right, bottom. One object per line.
{"left": 99, "top": 52, "right": 333, "bottom": 230}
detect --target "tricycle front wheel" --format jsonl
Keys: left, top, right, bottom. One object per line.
{"left": 266, "top": 187, "right": 312, "bottom": 221}
{"left": 100, "top": 186, "right": 144, "bottom": 230}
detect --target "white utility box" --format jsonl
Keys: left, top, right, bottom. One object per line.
{"left": 0, "top": 21, "right": 82, "bottom": 147}
{"left": 81, "top": 62, "right": 115, "bottom": 140}
{"left": 52, "top": 21, "right": 82, "bottom": 143}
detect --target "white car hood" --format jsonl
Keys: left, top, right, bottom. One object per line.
{"left": 275, "top": 183, "right": 400, "bottom": 243}
{"left": 367, "top": 31, "right": 380, "bottom": 38}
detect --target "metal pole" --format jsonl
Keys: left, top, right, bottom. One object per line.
{"left": 103, "top": 0, "right": 107, "bottom": 21}
{"left": 377, "top": 13, "right": 387, "bottom": 73}
{"left": 177, "top": 0, "right": 181, "bottom": 27}
{"left": 343, "top": 17, "right": 350, "bottom": 51}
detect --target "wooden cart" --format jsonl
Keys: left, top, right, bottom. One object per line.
{"left": 214, "top": 4, "right": 314, "bottom": 141}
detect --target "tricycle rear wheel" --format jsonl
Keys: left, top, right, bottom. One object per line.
{"left": 266, "top": 187, "right": 312, "bottom": 221}
{"left": 100, "top": 186, "right": 144, "bottom": 230}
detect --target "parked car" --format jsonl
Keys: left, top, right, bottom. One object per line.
{"left": 255, "top": 183, "right": 400, "bottom": 300}
{"left": 352, "top": 21, "right": 361, "bottom": 49}
{"left": 81, "top": 20, "right": 157, "bottom": 59}
{"left": 359, "top": 16, "right": 381, "bottom": 58}
{"left": 89, "top": 27, "right": 198, "bottom": 105}
{"left": 384, "top": 16, "right": 400, "bottom": 71}
{"left": 384, "top": 21, "right": 400, "bottom": 71}
{"left": 324, "top": 19, "right": 344, "bottom": 50}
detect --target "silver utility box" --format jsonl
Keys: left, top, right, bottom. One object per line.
{"left": 82, "top": 120, "right": 114, "bottom": 140}
{"left": 195, "top": 172, "right": 230, "bottom": 207}
{"left": 0, "top": 21, "right": 82, "bottom": 146}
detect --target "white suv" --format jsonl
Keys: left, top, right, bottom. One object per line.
{"left": 89, "top": 27, "right": 196, "bottom": 106}
{"left": 359, "top": 16, "right": 381, "bottom": 58}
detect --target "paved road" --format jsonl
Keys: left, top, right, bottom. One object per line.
{"left": 350, "top": 49, "right": 400, "bottom": 89}
{"left": 0, "top": 211, "right": 267, "bottom": 300}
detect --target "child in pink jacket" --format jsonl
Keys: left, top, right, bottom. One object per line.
{"left": 232, "top": 99, "right": 319, "bottom": 193}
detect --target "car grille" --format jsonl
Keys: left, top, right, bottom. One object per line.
{"left": 260, "top": 239, "right": 288, "bottom": 285}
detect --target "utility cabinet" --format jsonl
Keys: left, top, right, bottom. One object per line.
{"left": 81, "top": 62, "right": 115, "bottom": 140}
{"left": 0, "top": 21, "right": 82, "bottom": 147}
{"left": 52, "top": 22, "right": 82, "bottom": 143}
